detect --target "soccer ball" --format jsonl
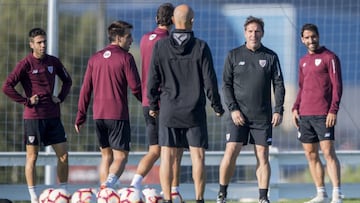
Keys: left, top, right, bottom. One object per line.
{"left": 39, "top": 188, "right": 55, "bottom": 203}
{"left": 97, "top": 187, "right": 120, "bottom": 203}
{"left": 171, "top": 192, "right": 184, "bottom": 203}
{"left": 47, "top": 188, "right": 71, "bottom": 203}
{"left": 142, "top": 188, "right": 162, "bottom": 203}
{"left": 119, "top": 187, "right": 143, "bottom": 203}
{"left": 117, "top": 187, "right": 127, "bottom": 196}
{"left": 71, "top": 188, "right": 97, "bottom": 203}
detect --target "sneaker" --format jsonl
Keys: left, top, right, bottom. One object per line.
{"left": 171, "top": 191, "right": 185, "bottom": 203}
{"left": 259, "top": 198, "right": 270, "bottom": 203}
{"left": 216, "top": 192, "right": 226, "bottom": 203}
{"left": 304, "top": 195, "right": 329, "bottom": 203}
{"left": 330, "top": 194, "right": 344, "bottom": 203}
{"left": 30, "top": 197, "right": 38, "bottom": 203}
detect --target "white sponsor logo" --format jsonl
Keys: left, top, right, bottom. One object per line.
{"left": 28, "top": 136, "right": 35, "bottom": 143}
{"left": 149, "top": 34, "right": 157, "bottom": 40}
{"left": 315, "top": 59, "right": 322, "bottom": 66}
{"left": 47, "top": 66, "right": 53, "bottom": 74}
{"left": 103, "top": 50, "right": 111, "bottom": 58}
{"left": 259, "top": 60, "right": 267, "bottom": 67}
{"left": 32, "top": 69, "right": 38, "bottom": 74}
{"left": 226, "top": 133, "right": 230, "bottom": 141}
{"left": 238, "top": 61, "right": 245, "bottom": 65}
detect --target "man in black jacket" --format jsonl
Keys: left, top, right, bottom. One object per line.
{"left": 217, "top": 16, "right": 285, "bottom": 203}
{"left": 147, "top": 4, "right": 224, "bottom": 203}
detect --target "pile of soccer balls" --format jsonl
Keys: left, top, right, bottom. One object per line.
{"left": 38, "top": 186, "right": 184, "bottom": 203}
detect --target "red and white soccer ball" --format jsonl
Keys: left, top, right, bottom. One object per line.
{"left": 97, "top": 187, "right": 121, "bottom": 203}
{"left": 71, "top": 188, "right": 97, "bottom": 203}
{"left": 171, "top": 192, "right": 184, "bottom": 203}
{"left": 142, "top": 188, "right": 162, "bottom": 203}
{"left": 119, "top": 187, "right": 144, "bottom": 203}
{"left": 39, "top": 188, "right": 55, "bottom": 203}
{"left": 47, "top": 188, "right": 71, "bottom": 203}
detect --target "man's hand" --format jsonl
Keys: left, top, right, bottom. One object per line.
{"left": 292, "top": 110, "right": 300, "bottom": 129}
{"left": 30, "top": 94, "right": 39, "bottom": 105}
{"left": 272, "top": 112, "right": 282, "bottom": 127}
{"left": 74, "top": 124, "right": 81, "bottom": 133}
{"left": 231, "top": 110, "right": 245, "bottom": 126}
{"left": 149, "top": 110, "right": 159, "bottom": 118}
{"left": 326, "top": 113, "right": 337, "bottom": 128}
{"left": 52, "top": 96, "right": 61, "bottom": 104}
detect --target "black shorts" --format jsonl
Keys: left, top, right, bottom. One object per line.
{"left": 225, "top": 117, "right": 272, "bottom": 146}
{"left": 298, "top": 115, "right": 334, "bottom": 143}
{"left": 24, "top": 118, "right": 66, "bottom": 146}
{"left": 158, "top": 119, "right": 208, "bottom": 149}
{"left": 143, "top": 106, "right": 159, "bottom": 145}
{"left": 95, "top": 119, "right": 130, "bottom": 151}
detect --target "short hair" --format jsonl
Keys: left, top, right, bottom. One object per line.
{"left": 156, "top": 3, "right": 174, "bottom": 26}
{"left": 107, "top": 20, "right": 133, "bottom": 42}
{"left": 28, "top": 28, "right": 46, "bottom": 41}
{"left": 244, "top": 16, "right": 264, "bottom": 32}
{"left": 301, "top": 23, "right": 319, "bottom": 37}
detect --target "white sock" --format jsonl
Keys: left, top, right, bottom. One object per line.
{"left": 103, "top": 173, "right": 119, "bottom": 188}
{"left": 28, "top": 186, "right": 38, "bottom": 202}
{"left": 130, "top": 174, "right": 143, "bottom": 190}
{"left": 59, "top": 182, "right": 68, "bottom": 190}
{"left": 316, "top": 186, "right": 327, "bottom": 197}
{"left": 171, "top": 186, "right": 179, "bottom": 193}
{"left": 332, "top": 187, "right": 342, "bottom": 199}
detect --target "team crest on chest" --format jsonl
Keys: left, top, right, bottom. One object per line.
{"left": 315, "top": 59, "right": 322, "bottom": 66}
{"left": 259, "top": 60, "right": 267, "bottom": 67}
{"left": 47, "top": 66, "right": 54, "bottom": 74}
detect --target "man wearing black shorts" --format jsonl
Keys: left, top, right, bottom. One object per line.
{"left": 2, "top": 28, "right": 72, "bottom": 203}
{"left": 129, "top": 4, "right": 184, "bottom": 197}
{"left": 75, "top": 20, "right": 141, "bottom": 189}
{"left": 292, "top": 23, "right": 343, "bottom": 203}
{"left": 217, "top": 16, "right": 285, "bottom": 203}
{"left": 147, "top": 4, "right": 224, "bottom": 203}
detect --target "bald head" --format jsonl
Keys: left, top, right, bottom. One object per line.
{"left": 172, "top": 4, "right": 194, "bottom": 29}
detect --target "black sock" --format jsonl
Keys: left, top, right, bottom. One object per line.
{"left": 259, "top": 188, "right": 268, "bottom": 200}
{"left": 196, "top": 200, "right": 204, "bottom": 203}
{"left": 163, "top": 200, "right": 172, "bottom": 203}
{"left": 219, "top": 184, "right": 228, "bottom": 197}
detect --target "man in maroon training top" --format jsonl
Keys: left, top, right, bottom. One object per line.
{"left": 75, "top": 20, "right": 141, "bottom": 189}
{"left": 129, "top": 3, "right": 184, "bottom": 196}
{"left": 2, "top": 27, "right": 72, "bottom": 203}
{"left": 292, "top": 23, "right": 343, "bottom": 203}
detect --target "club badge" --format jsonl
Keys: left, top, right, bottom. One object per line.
{"left": 149, "top": 34, "right": 157, "bottom": 41}
{"left": 28, "top": 136, "right": 35, "bottom": 143}
{"left": 259, "top": 60, "right": 267, "bottom": 67}
{"left": 47, "top": 66, "right": 53, "bottom": 74}
{"left": 103, "top": 50, "right": 111, "bottom": 59}
{"left": 315, "top": 59, "right": 322, "bottom": 66}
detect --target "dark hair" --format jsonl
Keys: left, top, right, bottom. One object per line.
{"left": 301, "top": 23, "right": 319, "bottom": 37}
{"left": 244, "top": 16, "right": 264, "bottom": 32}
{"left": 107, "top": 20, "right": 133, "bottom": 42}
{"left": 28, "top": 28, "right": 46, "bottom": 41}
{"left": 156, "top": 3, "right": 174, "bottom": 26}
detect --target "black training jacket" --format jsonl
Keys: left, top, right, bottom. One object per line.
{"left": 147, "top": 29, "right": 224, "bottom": 128}
{"left": 222, "top": 44, "right": 285, "bottom": 123}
